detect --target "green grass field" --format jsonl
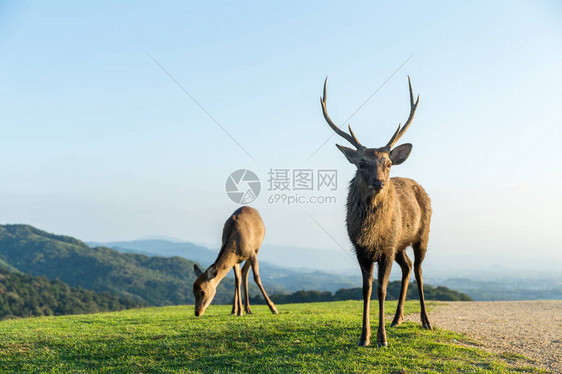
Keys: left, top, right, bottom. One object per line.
{"left": 0, "top": 301, "right": 544, "bottom": 373}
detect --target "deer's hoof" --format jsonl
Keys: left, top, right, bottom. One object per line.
{"left": 271, "top": 308, "right": 279, "bottom": 315}
{"left": 358, "top": 338, "right": 370, "bottom": 347}
{"left": 245, "top": 309, "right": 253, "bottom": 314}
{"left": 377, "top": 341, "right": 388, "bottom": 348}
{"left": 422, "top": 322, "right": 432, "bottom": 330}
{"left": 390, "top": 320, "right": 402, "bottom": 328}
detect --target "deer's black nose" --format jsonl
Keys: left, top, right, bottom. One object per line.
{"left": 371, "top": 181, "right": 384, "bottom": 190}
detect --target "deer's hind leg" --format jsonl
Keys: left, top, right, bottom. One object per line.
{"left": 249, "top": 255, "right": 278, "bottom": 315}
{"left": 413, "top": 237, "right": 431, "bottom": 329}
{"left": 241, "top": 261, "right": 252, "bottom": 314}
{"left": 391, "top": 248, "right": 412, "bottom": 327}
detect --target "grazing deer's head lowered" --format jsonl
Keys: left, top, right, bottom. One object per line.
{"left": 321, "top": 77, "right": 432, "bottom": 348}
{"left": 193, "top": 264, "right": 218, "bottom": 316}
{"left": 321, "top": 77, "right": 418, "bottom": 202}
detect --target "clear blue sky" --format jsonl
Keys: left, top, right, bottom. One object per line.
{"left": 1, "top": 1, "right": 561, "bottom": 274}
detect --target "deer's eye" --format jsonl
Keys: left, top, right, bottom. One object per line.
{"left": 358, "top": 161, "right": 366, "bottom": 169}
{"left": 387, "top": 163, "right": 392, "bottom": 169}
{"left": 200, "top": 291, "right": 205, "bottom": 297}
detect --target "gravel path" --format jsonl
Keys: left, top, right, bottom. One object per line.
{"left": 404, "top": 300, "right": 562, "bottom": 373}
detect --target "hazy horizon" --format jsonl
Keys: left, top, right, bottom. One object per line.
{"left": 1, "top": 1, "right": 561, "bottom": 276}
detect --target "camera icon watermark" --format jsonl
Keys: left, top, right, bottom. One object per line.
{"left": 225, "top": 169, "right": 261, "bottom": 204}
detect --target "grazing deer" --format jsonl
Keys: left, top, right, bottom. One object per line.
{"left": 193, "top": 206, "right": 278, "bottom": 317}
{"left": 321, "top": 77, "right": 432, "bottom": 347}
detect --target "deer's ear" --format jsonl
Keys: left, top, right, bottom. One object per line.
{"left": 206, "top": 264, "right": 218, "bottom": 280}
{"left": 336, "top": 144, "right": 359, "bottom": 164}
{"left": 194, "top": 264, "right": 204, "bottom": 277}
{"left": 389, "top": 143, "right": 412, "bottom": 165}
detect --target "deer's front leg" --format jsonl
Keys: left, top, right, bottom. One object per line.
{"left": 376, "top": 254, "right": 394, "bottom": 347}
{"left": 241, "top": 261, "right": 252, "bottom": 314}
{"left": 233, "top": 263, "right": 243, "bottom": 316}
{"left": 358, "top": 261, "right": 375, "bottom": 347}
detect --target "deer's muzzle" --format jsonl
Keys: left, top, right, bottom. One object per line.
{"left": 369, "top": 181, "right": 385, "bottom": 191}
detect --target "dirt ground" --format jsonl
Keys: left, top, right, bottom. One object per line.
{"left": 404, "top": 300, "right": 562, "bottom": 373}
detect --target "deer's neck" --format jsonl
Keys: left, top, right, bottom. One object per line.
{"left": 347, "top": 176, "right": 397, "bottom": 250}
{"left": 211, "top": 246, "right": 241, "bottom": 284}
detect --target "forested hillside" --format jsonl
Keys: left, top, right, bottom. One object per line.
{"left": 251, "top": 282, "right": 471, "bottom": 304}
{"left": 0, "top": 269, "right": 142, "bottom": 319}
{"left": 0, "top": 225, "right": 234, "bottom": 305}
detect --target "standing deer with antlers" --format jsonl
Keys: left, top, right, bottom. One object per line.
{"left": 193, "top": 206, "right": 278, "bottom": 317}
{"left": 321, "top": 77, "right": 432, "bottom": 347}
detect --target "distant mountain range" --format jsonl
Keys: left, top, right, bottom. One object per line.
{"left": 84, "top": 239, "right": 562, "bottom": 302}
{"left": 433, "top": 277, "right": 562, "bottom": 301}
{"left": 86, "top": 239, "right": 362, "bottom": 293}
{"left": 4, "top": 224, "right": 545, "bottom": 306}
{"left": 86, "top": 239, "right": 216, "bottom": 265}
{"left": 86, "top": 240, "right": 358, "bottom": 271}
{"left": 0, "top": 224, "right": 362, "bottom": 311}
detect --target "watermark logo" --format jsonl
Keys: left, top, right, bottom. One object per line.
{"left": 266, "top": 169, "right": 338, "bottom": 205}
{"left": 226, "top": 168, "right": 338, "bottom": 205}
{"left": 267, "top": 169, "right": 337, "bottom": 191}
{"left": 225, "top": 169, "right": 261, "bottom": 204}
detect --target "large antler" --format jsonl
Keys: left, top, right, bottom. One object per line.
{"left": 385, "top": 76, "right": 419, "bottom": 150}
{"left": 321, "top": 77, "right": 364, "bottom": 150}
